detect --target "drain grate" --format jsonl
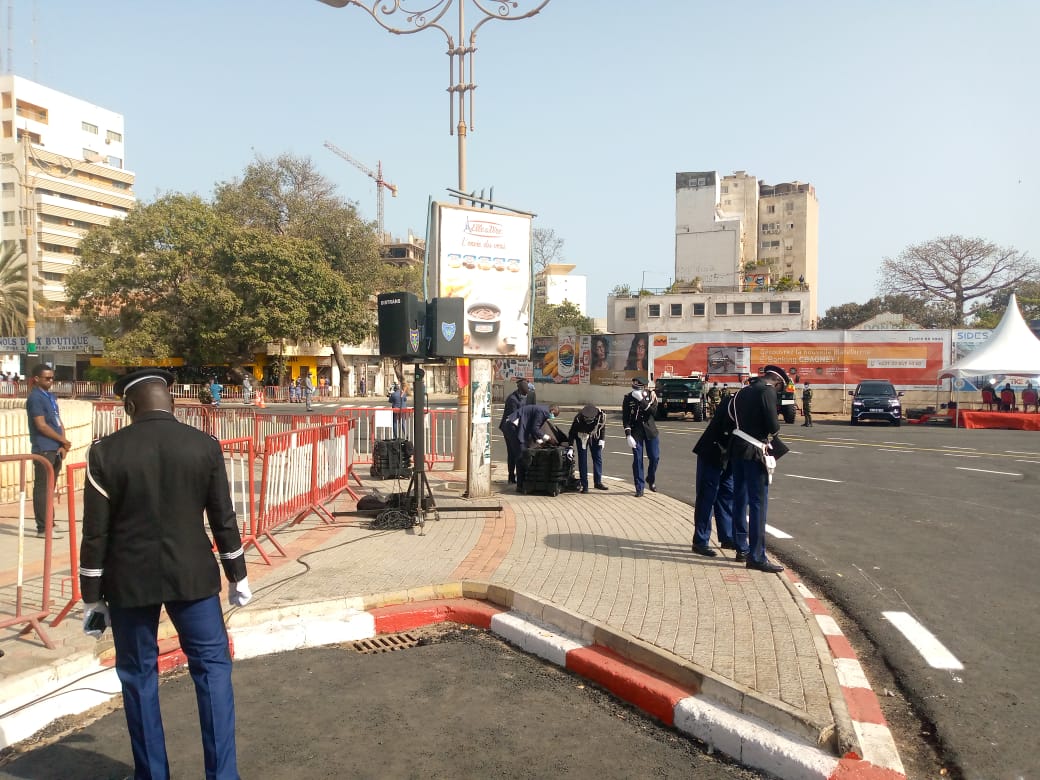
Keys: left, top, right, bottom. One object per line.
{"left": 350, "top": 632, "right": 422, "bottom": 654}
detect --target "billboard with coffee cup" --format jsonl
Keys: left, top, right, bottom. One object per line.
{"left": 430, "top": 202, "right": 532, "bottom": 358}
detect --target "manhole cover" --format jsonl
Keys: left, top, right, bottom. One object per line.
{"left": 349, "top": 632, "right": 421, "bottom": 654}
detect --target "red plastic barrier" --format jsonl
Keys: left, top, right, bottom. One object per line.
{"left": 50, "top": 462, "right": 85, "bottom": 627}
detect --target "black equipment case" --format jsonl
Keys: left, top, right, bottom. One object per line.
{"left": 520, "top": 446, "right": 571, "bottom": 496}
{"left": 371, "top": 438, "right": 413, "bottom": 479}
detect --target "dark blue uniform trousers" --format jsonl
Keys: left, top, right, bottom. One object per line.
{"left": 731, "top": 458, "right": 769, "bottom": 564}
{"left": 693, "top": 458, "right": 740, "bottom": 548}
{"left": 110, "top": 594, "right": 239, "bottom": 780}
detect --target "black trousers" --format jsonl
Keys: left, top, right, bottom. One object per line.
{"left": 32, "top": 450, "right": 62, "bottom": 533}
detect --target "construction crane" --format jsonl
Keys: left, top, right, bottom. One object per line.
{"left": 323, "top": 141, "right": 397, "bottom": 235}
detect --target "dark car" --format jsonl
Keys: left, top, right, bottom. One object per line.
{"left": 654, "top": 375, "right": 706, "bottom": 421}
{"left": 849, "top": 380, "right": 904, "bottom": 426}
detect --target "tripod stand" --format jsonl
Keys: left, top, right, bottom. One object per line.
{"left": 404, "top": 366, "right": 437, "bottom": 530}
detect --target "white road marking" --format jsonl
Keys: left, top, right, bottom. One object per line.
{"left": 942, "top": 453, "right": 981, "bottom": 459}
{"left": 826, "top": 437, "right": 859, "bottom": 442}
{"left": 942, "top": 446, "right": 977, "bottom": 451}
{"left": 1015, "top": 459, "right": 1040, "bottom": 465}
{"left": 878, "top": 448, "right": 907, "bottom": 453}
{"left": 882, "top": 441, "right": 905, "bottom": 446}
{"left": 955, "top": 467, "right": 1022, "bottom": 477}
{"left": 609, "top": 451, "right": 632, "bottom": 456}
{"left": 785, "top": 474, "right": 843, "bottom": 483}
{"left": 601, "top": 475, "right": 625, "bottom": 482}
{"left": 765, "top": 525, "right": 792, "bottom": 539}
{"left": 1006, "top": 450, "right": 1040, "bottom": 456}
{"left": 883, "top": 611, "right": 963, "bottom": 670}
{"left": 820, "top": 444, "right": 854, "bottom": 449}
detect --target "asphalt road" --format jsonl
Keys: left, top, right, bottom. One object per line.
{"left": 0, "top": 626, "right": 761, "bottom": 780}
{"left": 576, "top": 413, "right": 1037, "bottom": 780}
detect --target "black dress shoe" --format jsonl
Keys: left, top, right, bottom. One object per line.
{"left": 746, "top": 559, "right": 784, "bottom": 573}
{"left": 719, "top": 540, "right": 736, "bottom": 550}
{"left": 594, "top": 483, "right": 609, "bottom": 490}
{"left": 691, "top": 545, "right": 718, "bottom": 557}
{"left": 508, "top": 476, "right": 516, "bottom": 484}
{"left": 648, "top": 483, "right": 657, "bottom": 492}
{"left": 580, "top": 487, "right": 589, "bottom": 494}
{"left": 734, "top": 551, "right": 748, "bottom": 562}
{"left": 634, "top": 489, "right": 644, "bottom": 497}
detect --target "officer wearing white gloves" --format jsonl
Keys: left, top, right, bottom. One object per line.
{"left": 622, "top": 376, "right": 660, "bottom": 497}
{"left": 80, "top": 369, "right": 250, "bottom": 780}
{"left": 567, "top": 404, "right": 608, "bottom": 494}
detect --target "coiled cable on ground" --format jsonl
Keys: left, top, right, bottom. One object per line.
{"left": 370, "top": 508, "right": 416, "bottom": 530}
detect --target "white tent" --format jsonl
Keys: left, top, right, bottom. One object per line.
{"left": 939, "top": 294, "right": 1040, "bottom": 379}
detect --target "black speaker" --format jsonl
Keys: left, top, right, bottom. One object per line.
{"left": 378, "top": 292, "right": 426, "bottom": 358}
{"left": 426, "top": 297, "right": 464, "bottom": 358}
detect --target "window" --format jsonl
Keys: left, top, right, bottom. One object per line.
{"left": 787, "top": 222, "right": 795, "bottom": 230}
{"left": 647, "top": 303, "right": 661, "bottom": 317}
{"left": 624, "top": 306, "right": 636, "bottom": 320}
{"left": 788, "top": 301, "right": 801, "bottom": 314}
{"left": 715, "top": 302, "right": 727, "bottom": 316}
{"left": 770, "top": 301, "right": 782, "bottom": 314}
{"left": 785, "top": 202, "right": 794, "bottom": 213}
{"left": 732, "top": 302, "right": 745, "bottom": 315}
{"left": 784, "top": 240, "right": 794, "bottom": 251}
{"left": 106, "top": 155, "right": 123, "bottom": 168}
{"left": 0, "top": 153, "right": 12, "bottom": 162}
{"left": 766, "top": 204, "right": 775, "bottom": 214}
{"left": 2, "top": 211, "right": 14, "bottom": 226}
{"left": 1, "top": 182, "right": 13, "bottom": 198}
{"left": 721, "top": 185, "right": 729, "bottom": 194}
{"left": 693, "top": 302, "right": 705, "bottom": 316}
{"left": 82, "top": 121, "right": 98, "bottom": 134}
{"left": 751, "top": 302, "right": 764, "bottom": 314}
{"left": 670, "top": 303, "right": 682, "bottom": 316}
{"left": 83, "top": 148, "right": 98, "bottom": 161}
{"left": 106, "top": 129, "right": 122, "bottom": 143}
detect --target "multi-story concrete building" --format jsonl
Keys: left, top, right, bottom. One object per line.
{"left": 606, "top": 288, "right": 812, "bottom": 334}
{"left": 757, "top": 179, "right": 818, "bottom": 321}
{"left": 0, "top": 75, "right": 135, "bottom": 307}
{"left": 535, "top": 263, "right": 587, "bottom": 314}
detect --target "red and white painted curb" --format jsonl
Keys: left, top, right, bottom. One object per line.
{"left": 786, "top": 571, "right": 906, "bottom": 779}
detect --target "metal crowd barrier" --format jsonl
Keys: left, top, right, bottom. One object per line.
{"left": 0, "top": 454, "right": 57, "bottom": 647}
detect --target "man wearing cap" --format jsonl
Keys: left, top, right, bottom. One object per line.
{"left": 728, "top": 366, "right": 787, "bottom": 573}
{"left": 499, "top": 376, "right": 535, "bottom": 484}
{"left": 622, "top": 376, "right": 660, "bottom": 497}
{"left": 801, "top": 381, "right": 814, "bottom": 427}
{"left": 79, "top": 369, "right": 252, "bottom": 780}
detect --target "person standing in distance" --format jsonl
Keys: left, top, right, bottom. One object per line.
{"left": 729, "top": 366, "right": 787, "bottom": 573}
{"left": 622, "top": 376, "right": 660, "bottom": 497}
{"left": 27, "top": 363, "right": 71, "bottom": 538}
{"left": 388, "top": 382, "right": 408, "bottom": 438}
{"left": 498, "top": 376, "right": 534, "bottom": 484}
{"left": 79, "top": 369, "right": 252, "bottom": 780}
{"left": 801, "top": 381, "right": 813, "bottom": 427}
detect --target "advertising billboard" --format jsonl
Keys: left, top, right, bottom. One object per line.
{"left": 431, "top": 203, "right": 532, "bottom": 358}
{"left": 652, "top": 330, "right": 950, "bottom": 389}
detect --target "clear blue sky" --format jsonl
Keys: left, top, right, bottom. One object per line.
{"left": 13, "top": 0, "right": 1039, "bottom": 318}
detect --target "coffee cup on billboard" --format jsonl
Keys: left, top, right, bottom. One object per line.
{"left": 467, "top": 302, "right": 501, "bottom": 338}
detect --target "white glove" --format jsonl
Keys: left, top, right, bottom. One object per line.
{"left": 626, "top": 434, "right": 638, "bottom": 449}
{"left": 597, "top": 439, "right": 605, "bottom": 448}
{"left": 83, "top": 601, "right": 110, "bottom": 639}
{"left": 540, "top": 434, "right": 551, "bottom": 443}
{"left": 229, "top": 577, "right": 253, "bottom": 608}
{"left": 630, "top": 389, "right": 644, "bottom": 401}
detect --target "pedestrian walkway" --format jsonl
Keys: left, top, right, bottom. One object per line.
{"left": 0, "top": 468, "right": 902, "bottom": 779}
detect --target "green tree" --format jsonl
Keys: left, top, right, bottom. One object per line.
{"left": 878, "top": 235, "right": 1038, "bottom": 327}
{"left": 971, "top": 281, "right": 1040, "bottom": 328}
{"left": 817, "top": 294, "right": 956, "bottom": 330}
{"left": 610, "top": 284, "right": 632, "bottom": 296}
{"left": 532, "top": 300, "right": 595, "bottom": 337}
{"left": 0, "top": 241, "right": 28, "bottom": 336}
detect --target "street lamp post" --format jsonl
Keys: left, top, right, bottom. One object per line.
{"left": 319, "top": 0, "right": 550, "bottom": 492}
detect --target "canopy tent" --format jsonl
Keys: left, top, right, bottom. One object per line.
{"left": 939, "top": 294, "right": 1040, "bottom": 380}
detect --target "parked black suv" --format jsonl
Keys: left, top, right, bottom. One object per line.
{"left": 654, "top": 375, "right": 706, "bottom": 421}
{"left": 849, "top": 380, "right": 904, "bottom": 426}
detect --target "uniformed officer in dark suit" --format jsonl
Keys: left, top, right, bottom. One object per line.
{"left": 729, "top": 365, "right": 787, "bottom": 573}
{"left": 80, "top": 369, "right": 252, "bottom": 780}
{"left": 498, "top": 376, "right": 535, "bottom": 484}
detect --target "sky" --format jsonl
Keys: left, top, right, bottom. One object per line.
{"left": 10, "top": 0, "right": 1038, "bottom": 319}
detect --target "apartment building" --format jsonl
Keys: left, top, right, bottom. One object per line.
{"left": 0, "top": 75, "right": 135, "bottom": 308}
{"left": 535, "top": 263, "right": 587, "bottom": 314}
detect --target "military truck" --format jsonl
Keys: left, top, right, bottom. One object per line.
{"left": 654, "top": 373, "right": 706, "bottom": 421}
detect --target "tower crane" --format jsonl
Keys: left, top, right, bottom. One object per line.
{"left": 323, "top": 141, "right": 397, "bottom": 235}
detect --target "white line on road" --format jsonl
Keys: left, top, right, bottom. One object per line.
{"left": 878, "top": 448, "right": 907, "bottom": 453}
{"left": 820, "top": 444, "right": 854, "bottom": 449}
{"left": 942, "top": 453, "right": 981, "bottom": 459}
{"left": 826, "top": 437, "right": 859, "bottom": 442}
{"left": 609, "top": 451, "right": 631, "bottom": 456}
{"left": 765, "top": 525, "right": 792, "bottom": 539}
{"left": 882, "top": 441, "right": 906, "bottom": 446}
{"left": 942, "top": 446, "right": 977, "bottom": 451}
{"left": 1015, "top": 459, "right": 1040, "bottom": 465}
{"left": 785, "top": 474, "right": 843, "bottom": 483}
{"left": 882, "top": 611, "right": 963, "bottom": 670}
{"left": 1006, "top": 450, "right": 1040, "bottom": 456}
{"left": 955, "top": 467, "right": 1022, "bottom": 477}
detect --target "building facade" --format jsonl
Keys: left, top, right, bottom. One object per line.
{"left": 606, "top": 289, "right": 811, "bottom": 334}
{"left": 535, "top": 262, "right": 587, "bottom": 314}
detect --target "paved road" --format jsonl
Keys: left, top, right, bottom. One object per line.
{"left": 574, "top": 413, "right": 1036, "bottom": 779}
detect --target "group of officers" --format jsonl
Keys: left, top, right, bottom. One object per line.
{"left": 496, "top": 367, "right": 790, "bottom": 574}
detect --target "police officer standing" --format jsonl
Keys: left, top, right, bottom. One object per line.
{"left": 79, "top": 369, "right": 252, "bottom": 780}
{"left": 801, "top": 381, "right": 814, "bottom": 427}
{"left": 729, "top": 366, "right": 787, "bottom": 573}
{"left": 622, "top": 377, "right": 660, "bottom": 497}
{"left": 499, "top": 377, "right": 535, "bottom": 484}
